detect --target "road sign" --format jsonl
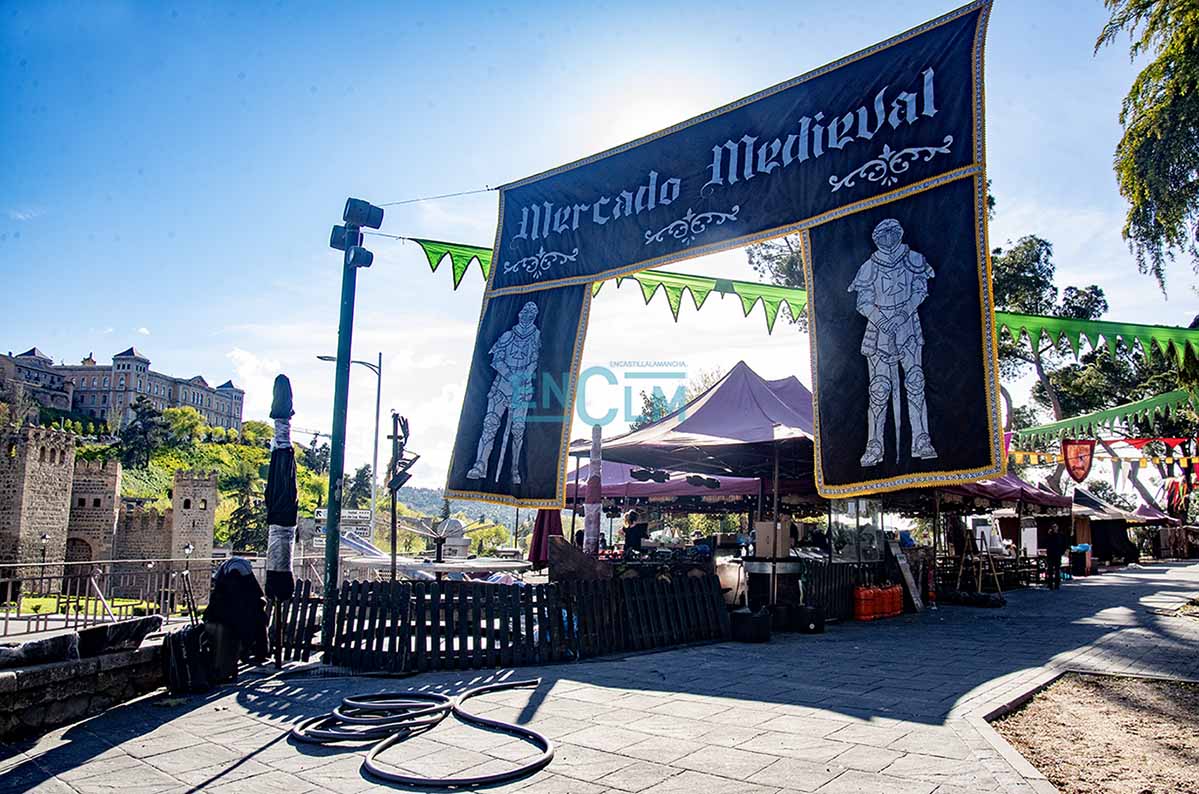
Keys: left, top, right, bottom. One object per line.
{"left": 315, "top": 508, "right": 372, "bottom": 524}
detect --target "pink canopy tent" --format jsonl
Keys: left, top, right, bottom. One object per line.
{"left": 564, "top": 460, "right": 760, "bottom": 502}
{"left": 1133, "top": 503, "right": 1180, "bottom": 526}
{"left": 568, "top": 360, "right": 815, "bottom": 481}
{"left": 941, "top": 473, "right": 1072, "bottom": 509}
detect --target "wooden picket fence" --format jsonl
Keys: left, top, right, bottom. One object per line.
{"left": 323, "top": 574, "right": 730, "bottom": 672}
{"left": 271, "top": 579, "right": 323, "bottom": 662}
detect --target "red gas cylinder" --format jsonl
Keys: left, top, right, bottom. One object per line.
{"left": 853, "top": 586, "right": 867, "bottom": 621}
{"left": 866, "top": 586, "right": 880, "bottom": 620}
{"left": 891, "top": 585, "right": 902, "bottom": 616}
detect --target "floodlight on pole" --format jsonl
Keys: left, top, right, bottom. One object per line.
{"left": 321, "top": 197, "right": 384, "bottom": 653}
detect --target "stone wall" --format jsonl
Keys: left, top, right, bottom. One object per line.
{"left": 0, "top": 645, "right": 162, "bottom": 741}
{"left": 67, "top": 459, "right": 122, "bottom": 563}
{"left": 113, "top": 507, "right": 172, "bottom": 562}
{"left": 0, "top": 427, "right": 75, "bottom": 582}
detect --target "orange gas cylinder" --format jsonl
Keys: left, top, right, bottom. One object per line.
{"left": 853, "top": 586, "right": 868, "bottom": 621}
{"left": 891, "top": 585, "right": 902, "bottom": 616}
{"left": 865, "top": 586, "right": 880, "bottom": 620}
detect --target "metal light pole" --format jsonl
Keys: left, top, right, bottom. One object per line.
{"left": 322, "top": 198, "right": 383, "bottom": 652}
{"left": 317, "top": 351, "right": 382, "bottom": 532}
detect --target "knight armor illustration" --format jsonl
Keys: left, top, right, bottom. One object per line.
{"left": 466, "top": 300, "right": 541, "bottom": 484}
{"left": 848, "top": 218, "right": 937, "bottom": 467}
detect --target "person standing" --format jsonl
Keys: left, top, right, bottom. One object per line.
{"left": 1045, "top": 526, "right": 1069, "bottom": 591}
{"left": 622, "top": 510, "right": 648, "bottom": 558}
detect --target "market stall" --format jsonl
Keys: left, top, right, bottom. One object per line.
{"left": 1073, "top": 488, "right": 1145, "bottom": 569}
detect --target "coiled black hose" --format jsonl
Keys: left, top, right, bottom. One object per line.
{"left": 289, "top": 678, "right": 554, "bottom": 787}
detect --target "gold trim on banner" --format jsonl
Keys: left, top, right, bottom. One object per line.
{"left": 444, "top": 284, "right": 595, "bottom": 509}
{"left": 801, "top": 0, "right": 1002, "bottom": 498}
{"left": 500, "top": 0, "right": 991, "bottom": 193}
{"left": 447, "top": 0, "right": 996, "bottom": 507}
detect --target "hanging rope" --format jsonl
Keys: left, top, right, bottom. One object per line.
{"left": 377, "top": 187, "right": 496, "bottom": 207}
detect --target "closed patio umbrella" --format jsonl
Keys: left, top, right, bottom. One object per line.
{"left": 527, "top": 509, "right": 563, "bottom": 571}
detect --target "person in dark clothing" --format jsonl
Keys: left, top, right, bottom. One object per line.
{"left": 622, "top": 510, "right": 648, "bottom": 558}
{"left": 1045, "top": 527, "right": 1070, "bottom": 590}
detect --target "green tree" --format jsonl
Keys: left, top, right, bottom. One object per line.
{"left": 223, "top": 458, "right": 267, "bottom": 551}
{"left": 745, "top": 235, "right": 808, "bottom": 330}
{"left": 632, "top": 390, "right": 670, "bottom": 430}
{"left": 991, "top": 236, "right": 1108, "bottom": 427}
{"left": 1096, "top": 0, "right": 1199, "bottom": 289}
{"left": 240, "top": 420, "right": 273, "bottom": 446}
{"left": 466, "top": 521, "right": 511, "bottom": 555}
{"left": 439, "top": 497, "right": 452, "bottom": 522}
{"left": 304, "top": 438, "right": 331, "bottom": 475}
{"left": 209, "top": 425, "right": 227, "bottom": 443}
{"left": 162, "top": 406, "right": 205, "bottom": 448}
{"left": 117, "top": 396, "right": 168, "bottom": 469}
{"left": 345, "top": 464, "right": 373, "bottom": 510}
{"left": 84, "top": 421, "right": 94, "bottom": 436}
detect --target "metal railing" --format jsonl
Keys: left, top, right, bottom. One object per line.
{"left": 0, "top": 554, "right": 326, "bottom": 639}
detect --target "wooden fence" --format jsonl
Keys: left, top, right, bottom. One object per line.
{"left": 321, "top": 574, "right": 730, "bottom": 672}
{"left": 271, "top": 579, "right": 323, "bottom": 662}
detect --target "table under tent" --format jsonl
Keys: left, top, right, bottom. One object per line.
{"left": 562, "top": 361, "right": 1074, "bottom": 622}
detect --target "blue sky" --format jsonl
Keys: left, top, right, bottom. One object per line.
{"left": 1, "top": 0, "right": 1193, "bottom": 487}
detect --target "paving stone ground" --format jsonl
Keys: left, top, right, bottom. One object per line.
{"left": 4, "top": 561, "right": 1198, "bottom": 794}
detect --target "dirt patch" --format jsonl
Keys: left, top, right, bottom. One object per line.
{"left": 992, "top": 672, "right": 1199, "bottom": 794}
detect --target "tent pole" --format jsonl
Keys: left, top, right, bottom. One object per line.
{"left": 570, "top": 456, "right": 581, "bottom": 537}
{"left": 772, "top": 446, "right": 780, "bottom": 524}
{"left": 771, "top": 445, "right": 780, "bottom": 605}
{"left": 933, "top": 490, "right": 941, "bottom": 599}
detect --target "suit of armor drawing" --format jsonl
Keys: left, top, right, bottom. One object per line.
{"left": 848, "top": 219, "right": 937, "bottom": 467}
{"left": 467, "top": 301, "right": 541, "bottom": 484}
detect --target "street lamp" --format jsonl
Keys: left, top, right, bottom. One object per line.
{"left": 39, "top": 534, "right": 49, "bottom": 594}
{"left": 318, "top": 352, "right": 383, "bottom": 533}
{"left": 183, "top": 542, "right": 194, "bottom": 557}
{"left": 322, "top": 196, "right": 384, "bottom": 651}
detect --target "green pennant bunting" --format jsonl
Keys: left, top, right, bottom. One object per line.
{"left": 1013, "top": 389, "right": 1195, "bottom": 443}
{"left": 412, "top": 238, "right": 492, "bottom": 290}
{"left": 414, "top": 237, "right": 1199, "bottom": 361}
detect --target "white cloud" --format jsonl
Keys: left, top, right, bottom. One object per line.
{"left": 6, "top": 209, "right": 41, "bottom": 222}
{"left": 136, "top": 327, "right": 151, "bottom": 336}
{"left": 226, "top": 347, "right": 284, "bottom": 420}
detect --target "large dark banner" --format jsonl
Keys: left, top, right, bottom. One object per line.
{"left": 446, "top": 287, "right": 591, "bottom": 505}
{"left": 448, "top": 0, "right": 1001, "bottom": 506}
{"left": 804, "top": 176, "right": 1001, "bottom": 496}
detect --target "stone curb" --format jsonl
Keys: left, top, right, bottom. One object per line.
{"left": 963, "top": 665, "right": 1199, "bottom": 794}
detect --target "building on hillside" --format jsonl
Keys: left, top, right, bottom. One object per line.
{"left": 1, "top": 346, "right": 244, "bottom": 430}
{"left": 0, "top": 348, "right": 72, "bottom": 420}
